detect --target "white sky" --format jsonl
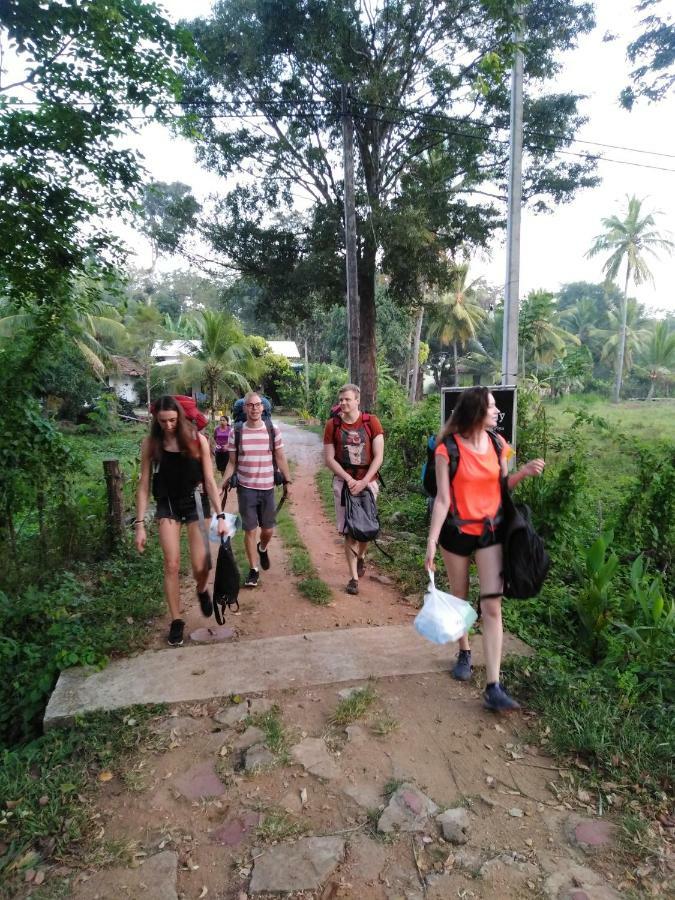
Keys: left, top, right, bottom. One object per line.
{"left": 133, "top": 0, "right": 675, "bottom": 312}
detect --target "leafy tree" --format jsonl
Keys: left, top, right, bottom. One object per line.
{"left": 138, "top": 181, "right": 201, "bottom": 272}
{"left": 124, "top": 304, "right": 172, "bottom": 408}
{"left": 177, "top": 310, "right": 258, "bottom": 420}
{"left": 184, "top": 0, "right": 598, "bottom": 409}
{"left": 426, "top": 265, "right": 486, "bottom": 386}
{"left": 594, "top": 298, "right": 650, "bottom": 381}
{"left": 586, "top": 195, "right": 673, "bottom": 402}
{"left": 0, "top": 0, "right": 189, "bottom": 315}
{"left": 635, "top": 320, "right": 675, "bottom": 398}
{"left": 621, "top": 0, "right": 675, "bottom": 108}
{"left": 518, "top": 290, "right": 579, "bottom": 376}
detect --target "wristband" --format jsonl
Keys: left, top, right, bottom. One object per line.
{"left": 216, "top": 512, "right": 226, "bottom": 519}
{"left": 132, "top": 520, "right": 145, "bottom": 528}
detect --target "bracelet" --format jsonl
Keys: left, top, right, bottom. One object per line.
{"left": 216, "top": 512, "right": 226, "bottom": 520}
{"left": 131, "top": 519, "right": 145, "bottom": 528}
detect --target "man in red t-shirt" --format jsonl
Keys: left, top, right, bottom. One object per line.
{"left": 323, "top": 383, "right": 384, "bottom": 595}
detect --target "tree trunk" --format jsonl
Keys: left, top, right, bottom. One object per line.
{"left": 146, "top": 361, "right": 152, "bottom": 409}
{"left": 103, "top": 459, "right": 124, "bottom": 549}
{"left": 404, "top": 321, "right": 414, "bottom": 394}
{"left": 304, "top": 336, "right": 310, "bottom": 400}
{"left": 358, "top": 230, "right": 377, "bottom": 411}
{"left": 453, "top": 340, "right": 459, "bottom": 387}
{"left": 646, "top": 377, "right": 655, "bottom": 400}
{"left": 613, "top": 264, "right": 631, "bottom": 403}
{"left": 408, "top": 307, "right": 424, "bottom": 404}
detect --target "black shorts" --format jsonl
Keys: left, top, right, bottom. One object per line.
{"left": 155, "top": 493, "right": 210, "bottom": 524}
{"left": 438, "top": 519, "right": 504, "bottom": 557}
{"left": 215, "top": 450, "right": 229, "bottom": 473}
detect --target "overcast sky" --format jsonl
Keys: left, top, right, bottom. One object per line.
{"left": 134, "top": 0, "right": 675, "bottom": 313}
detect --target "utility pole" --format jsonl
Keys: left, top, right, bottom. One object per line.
{"left": 341, "top": 83, "right": 360, "bottom": 384}
{"left": 502, "top": 25, "right": 524, "bottom": 388}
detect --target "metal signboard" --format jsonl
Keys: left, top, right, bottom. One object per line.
{"left": 441, "top": 386, "right": 517, "bottom": 446}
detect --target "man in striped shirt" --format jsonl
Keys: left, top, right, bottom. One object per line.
{"left": 223, "top": 392, "right": 292, "bottom": 587}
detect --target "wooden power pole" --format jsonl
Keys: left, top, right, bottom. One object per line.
{"left": 341, "top": 84, "right": 360, "bottom": 385}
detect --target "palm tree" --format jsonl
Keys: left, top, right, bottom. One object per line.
{"left": 426, "top": 264, "right": 486, "bottom": 386}
{"left": 594, "top": 299, "right": 649, "bottom": 381}
{"left": 586, "top": 196, "right": 673, "bottom": 402}
{"left": 0, "top": 299, "right": 127, "bottom": 378}
{"left": 518, "top": 290, "right": 579, "bottom": 376}
{"left": 637, "top": 321, "right": 675, "bottom": 399}
{"left": 178, "top": 310, "right": 258, "bottom": 421}
{"left": 463, "top": 305, "right": 503, "bottom": 385}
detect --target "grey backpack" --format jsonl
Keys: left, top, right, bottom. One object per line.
{"left": 342, "top": 486, "right": 380, "bottom": 542}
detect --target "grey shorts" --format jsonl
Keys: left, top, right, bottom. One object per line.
{"left": 237, "top": 486, "right": 276, "bottom": 532}
{"left": 332, "top": 476, "right": 379, "bottom": 534}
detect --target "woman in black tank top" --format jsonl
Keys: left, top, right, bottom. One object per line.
{"left": 135, "top": 396, "right": 229, "bottom": 647}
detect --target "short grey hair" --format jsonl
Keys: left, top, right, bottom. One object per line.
{"left": 243, "top": 390, "right": 261, "bottom": 404}
{"left": 338, "top": 383, "right": 360, "bottom": 398}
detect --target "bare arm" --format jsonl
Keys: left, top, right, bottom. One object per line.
{"left": 135, "top": 438, "right": 152, "bottom": 553}
{"left": 424, "top": 454, "right": 452, "bottom": 572}
{"left": 323, "top": 440, "right": 355, "bottom": 485}
{"left": 350, "top": 433, "right": 384, "bottom": 495}
{"left": 198, "top": 435, "right": 227, "bottom": 535}
{"left": 508, "top": 458, "right": 545, "bottom": 489}
{"left": 274, "top": 446, "right": 292, "bottom": 489}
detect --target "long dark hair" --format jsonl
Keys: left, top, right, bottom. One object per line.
{"left": 438, "top": 386, "right": 490, "bottom": 442}
{"left": 148, "top": 396, "right": 199, "bottom": 461}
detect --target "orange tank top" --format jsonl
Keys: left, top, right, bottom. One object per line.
{"left": 435, "top": 435, "right": 505, "bottom": 535}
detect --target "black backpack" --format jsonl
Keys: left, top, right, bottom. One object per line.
{"left": 500, "top": 481, "right": 550, "bottom": 599}
{"left": 422, "top": 431, "right": 502, "bottom": 497}
{"left": 342, "top": 484, "right": 380, "bottom": 542}
{"left": 213, "top": 536, "right": 240, "bottom": 623}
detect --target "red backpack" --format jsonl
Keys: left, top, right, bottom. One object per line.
{"left": 150, "top": 395, "right": 208, "bottom": 431}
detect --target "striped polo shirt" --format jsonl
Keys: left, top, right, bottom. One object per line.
{"left": 227, "top": 422, "right": 283, "bottom": 491}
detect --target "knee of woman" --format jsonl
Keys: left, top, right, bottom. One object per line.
{"left": 164, "top": 558, "right": 181, "bottom": 577}
{"left": 480, "top": 598, "right": 502, "bottom": 620}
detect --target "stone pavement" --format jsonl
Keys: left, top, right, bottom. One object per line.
{"left": 44, "top": 624, "right": 530, "bottom": 728}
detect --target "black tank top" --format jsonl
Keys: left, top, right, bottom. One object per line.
{"left": 152, "top": 449, "right": 204, "bottom": 501}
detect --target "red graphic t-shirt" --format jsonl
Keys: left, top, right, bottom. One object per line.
{"left": 323, "top": 413, "right": 384, "bottom": 480}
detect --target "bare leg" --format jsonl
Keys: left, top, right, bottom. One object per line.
{"left": 344, "top": 536, "right": 358, "bottom": 579}
{"left": 439, "top": 547, "right": 471, "bottom": 652}
{"left": 157, "top": 518, "right": 183, "bottom": 620}
{"left": 258, "top": 527, "right": 274, "bottom": 552}
{"left": 475, "top": 543, "right": 505, "bottom": 684}
{"left": 186, "top": 521, "right": 210, "bottom": 593}
{"left": 244, "top": 528, "right": 258, "bottom": 569}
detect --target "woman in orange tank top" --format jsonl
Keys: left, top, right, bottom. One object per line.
{"left": 424, "top": 387, "right": 545, "bottom": 712}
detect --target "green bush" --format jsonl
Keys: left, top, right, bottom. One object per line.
{"left": 0, "top": 544, "right": 164, "bottom": 747}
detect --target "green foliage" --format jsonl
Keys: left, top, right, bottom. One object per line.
{"left": 0, "top": 544, "right": 164, "bottom": 747}
{"left": 575, "top": 532, "right": 619, "bottom": 658}
{"left": 621, "top": 0, "right": 675, "bottom": 107}
{"left": 380, "top": 395, "right": 440, "bottom": 486}
{"left": 0, "top": 0, "right": 190, "bottom": 310}
{"left": 138, "top": 181, "right": 201, "bottom": 269}
{"left": 0, "top": 706, "right": 163, "bottom": 884}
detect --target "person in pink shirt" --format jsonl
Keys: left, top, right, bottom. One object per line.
{"left": 222, "top": 392, "right": 291, "bottom": 587}
{"left": 213, "top": 415, "right": 231, "bottom": 479}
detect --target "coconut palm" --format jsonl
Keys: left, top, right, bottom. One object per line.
{"left": 594, "top": 299, "right": 650, "bottom": 380}
{"left": 518, "top": 290, "right": 579, "bottom": 376}
{"left": 426, "top": 264, "right": 486, "bottom": 386}
{"left": 178, "top": 310, "right": 258, "bottom": 421}
{"left": 0, "top": 299, "right": 127, "bottom": 378}
{"left": 463, "top": 306, "right": 503, "bottom": 385}
{"left": 636, "top": 321, "right": 675, "bottom": 399}
{"left": 586, "top": 196, "right": 674, "bottom": 402}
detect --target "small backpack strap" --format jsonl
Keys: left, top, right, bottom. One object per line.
{"left": 234, "top": 422, "right": 243, "bottom": 458}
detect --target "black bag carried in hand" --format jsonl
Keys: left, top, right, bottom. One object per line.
{"left": 213, "top": 536, "right": 240, "bottom": 624}
{"left": 342, "top": 485, "right": 380, "bottom": 543}
{"left": 500, "top": 478, "right": 550, "bottom": 599}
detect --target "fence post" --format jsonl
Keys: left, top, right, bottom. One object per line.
{"left": 103, "top": 458, "right": 124, "bottom": 546}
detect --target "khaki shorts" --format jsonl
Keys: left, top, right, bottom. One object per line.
{"left": 332, "top": 476, "right": 379, "bottom": 535}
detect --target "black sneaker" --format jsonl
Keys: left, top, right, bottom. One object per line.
{"left": 346, "top": 577, "right": 359, "bottom": 595}
{"left": 198, "top": 590, "right": 213, "bottom": 617}
{"left": 452, "top": 649, "right": 473, "bottom": 682}
{"left": 168, "top": 619, "right": 185, "bottom": 647}
{"left": 483, "top": 682, "right": 521, "bottom": 712}
{"left": 245, "top": 568, "right": 260, "bottom": 587}
{"left": 356, "top": 556, "right": 366, "bottom": 578}
{"left": 257, "top": 542, "right": 270, "bottom": 571}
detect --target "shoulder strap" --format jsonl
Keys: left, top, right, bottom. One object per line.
{"left": 265, "top": 417, "right": 277, "bottom": 462}
{"left": 361, "top": 412, "right": 372, "bottom": 439}
{"left": 234, "top": 422, "right": 243, "bottom": 458}
{"left": 442, "top": 434, "right": 460, "bottom": 482}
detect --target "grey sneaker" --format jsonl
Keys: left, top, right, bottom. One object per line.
{"left": 483, "top": 683, "right": 521, "bottom": 712}
{"left": 452, "top": 649, "right": 473, "bottom": 681}
{"left": 257, "top": 542, "right": 270, "bottom": 571}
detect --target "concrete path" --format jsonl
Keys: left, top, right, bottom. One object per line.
{"left": 44, "top": 625, "right": 530, "bottom": 728}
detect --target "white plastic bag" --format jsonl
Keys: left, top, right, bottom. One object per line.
{"left": 414, "top": 572, "right": 477, "bottom": 644}
{"left": 209, "top": 512, "right": 240, "bottom": 542}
